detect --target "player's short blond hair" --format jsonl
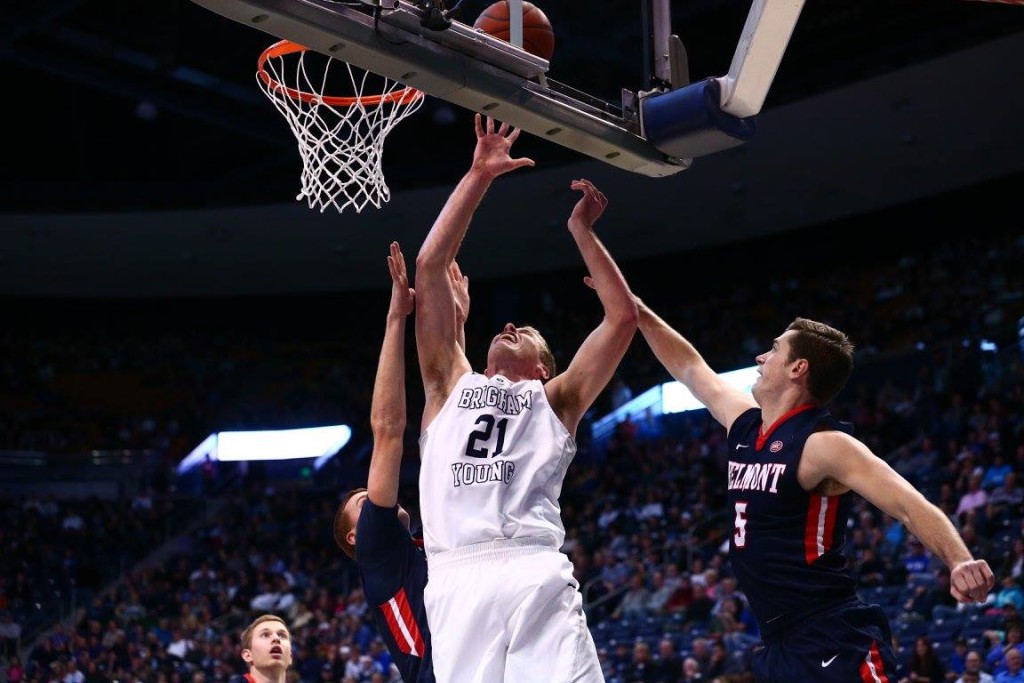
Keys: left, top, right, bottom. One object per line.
{"left": 240, "top": 614, "right": 289, "bottom": 650}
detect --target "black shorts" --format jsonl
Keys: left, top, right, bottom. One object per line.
{"left": 751, "top": 601, "right": 896, "bottom": 683}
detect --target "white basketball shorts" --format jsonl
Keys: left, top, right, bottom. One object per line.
{"left": 424, "top": 537, "right": 602, "bottom": 683}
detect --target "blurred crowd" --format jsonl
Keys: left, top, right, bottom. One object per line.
{"left": 1, "top": 217, "right": 1022, "bottom": 682}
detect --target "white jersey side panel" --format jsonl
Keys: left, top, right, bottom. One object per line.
{"left": 418, "top": 372, "right": 576, "bottom": 555}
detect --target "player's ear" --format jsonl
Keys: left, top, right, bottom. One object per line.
{"left": 241, "top": 648, "right": 253, "bottom": 665}
{"left": 536, "top": 364, "right": 550, "bottom": 381}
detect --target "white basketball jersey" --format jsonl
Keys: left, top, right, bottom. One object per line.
{"left": 418, "top": 372, "right": 576, "bottom": 555}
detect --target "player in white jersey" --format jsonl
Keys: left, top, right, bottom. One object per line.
{"left": 413, "top": 114, "right": 638, "bottom": 683}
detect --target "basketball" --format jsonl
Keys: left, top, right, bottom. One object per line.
{"left": 473, "top": 1, "right": 555, "bottom": 61}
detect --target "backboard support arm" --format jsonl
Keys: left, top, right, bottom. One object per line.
{"left": 715, "top": 0, "right": 806, "bottom": 118}
{"left": 189, "top": 0, "right": 805, "bottom": 177}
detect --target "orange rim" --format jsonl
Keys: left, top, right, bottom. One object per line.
{"left": 257, "top": 40, "right": 423, "bottom": 106}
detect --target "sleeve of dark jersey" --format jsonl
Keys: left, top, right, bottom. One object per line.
{"left": 355, "top": 499, "right": 415, "bottom": 596}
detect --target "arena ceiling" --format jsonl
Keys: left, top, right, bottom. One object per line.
{"left": 1, "top": 0, "right": 1022, "bottom": 296}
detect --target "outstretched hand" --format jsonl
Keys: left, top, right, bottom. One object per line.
{"left": 387, "top": 241, "right": 415, "bottom": 317}
{"left": 472, "top": 114, "right": 535, "bottom": 179}
{"left": 450, "top": 261, "right": 470, "bottom": 324}
{"left": 568, "top": 178, "right": 608, "bottom": 231}
{"left": 950, "top": 558, "right": 996, "bottom": 603}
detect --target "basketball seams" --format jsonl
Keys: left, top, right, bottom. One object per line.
{"left": 473, "top": 1, "right": 555, "bottom": 60}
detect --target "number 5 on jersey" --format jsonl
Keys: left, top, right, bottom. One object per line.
{"left": 734, "top": 501, "right": 748, "bottom": 547}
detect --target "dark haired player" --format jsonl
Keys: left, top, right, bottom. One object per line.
{"left": 631, "top": 306, "right": 994, "bottom": 682}
{"left": 333, "top": 242, "right": 470, "bottom": 683}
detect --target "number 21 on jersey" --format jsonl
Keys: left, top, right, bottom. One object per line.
{"left": 465, "top": 415, "right": 509, "bottom": 458}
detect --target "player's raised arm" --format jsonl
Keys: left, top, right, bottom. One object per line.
{"left": 635, "top": 299, "right": 757, "bottom": 432}
{"left": 546, "top": 179, "right": 638, "bottom": 435}
{"left": 450, "top": 260, "right": 470, "bottom": 354}
{"left": 804, "top": 430, "right": 995, "bottom": 603}
{"left": 366, "top": 241, "right": 414, "bottom": 509}
{"left": 415, "top": 114, "right": 533, "bottom": 429}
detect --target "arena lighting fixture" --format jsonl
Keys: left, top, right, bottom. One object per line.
{"left": 176, "top": 425, "right": 351, "bottom": 475}
{"left": 590, "top": 366, "right": 758, "bottom": 443}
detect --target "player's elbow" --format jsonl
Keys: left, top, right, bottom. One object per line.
{"left": 371, "top": 412, "right": 406, "bottom": 440}
{"left": 415, "top": 249, "right": 447, "bottom": 275}
{"left": 608, "top": 304, "right": 639, "bottom": 332}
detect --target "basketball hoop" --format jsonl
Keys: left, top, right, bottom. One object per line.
{"left": 257, "top": 40, "right": 425, "bottom": 213}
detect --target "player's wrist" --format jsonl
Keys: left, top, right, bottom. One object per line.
{"left": 465, "top": 165, "right": 500, "bottom": 186}
{"left": 566, "top": 218, "right": 593, "bottom": 233}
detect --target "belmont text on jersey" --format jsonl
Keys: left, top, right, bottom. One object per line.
{"left": 456, "top": 385, "right": 533, "bottom": 415}
{"left": 727, "top": 461, "right": 787, "bottom": 493}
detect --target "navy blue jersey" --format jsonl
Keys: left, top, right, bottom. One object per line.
{"left": 356, "top": 499, "right": 434, "bottom": 682}
{"left": 727, "top": 404, "right": 858, "bottom": 639}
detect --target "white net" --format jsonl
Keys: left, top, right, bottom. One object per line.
{"left": 257, "top": 41, "right": 426, "bottom": 214}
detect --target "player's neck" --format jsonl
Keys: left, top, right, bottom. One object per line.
{"left": 759, "top": 391, "right": 814, "bottom": 429}
{"left": 247, "top": 667, "right": 287, "bottom": 683}
{"left": 485, "top": 367, "right": 532, "bottom": 382}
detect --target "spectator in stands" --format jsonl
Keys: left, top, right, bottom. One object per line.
{"left": 353, "top": 653, "right": 384, "bottom": 680}
{"left": 365, "top": 638, "right": 392, "bottom": 678}
{"left": 62, "top": 658, "right": 86, "bottom": 683}
{"left": 231, "top": 614, "right": 293, "bottom": 683}
{"left": 248, "top": 576, "right": 296, "bottom": 620}
{"left": 647, "top": 569, "right": 676, "bottom": 615}
{"left": 882, "top": 513, "right": 909, "bottom": 561}
{"left": 905, "top": 536, "right": 936, "bottom": 579}
{"left": 986, "top": 623, "right": 1024, "bottom": 675}
{"left": 962, "top": 521, "right": 996, "bottom": 570}
{"left": 685, "top": 583, "right": 715, "bottom": 628}
{"left": 898, "top": 636, "right": 947, "bottom": 683}
{"left": 928, "top": 568, "right": 962, "bottom": 620}
{"left": 1001, "top": 537, "right": 1024, "bottom": 585}
{"left": 623, "top": 640, "right": 657, "bottom": 682}
{"left": 710, "top": 577, "right": 748, "bottom": 618}
{"left": 958, "top": 469, "right": 990, "bottom": 522}
{"left": 947, "top": 637, "right": 971, "bottom": 682}
{"left": 609, "top": 641, "right": 632, "bottom": 680}
{"left": 989, "top": 473, "right": 1024, "bottom": 528}
{"left": 597, "top": 647, "right": 617, "bottom": 682}
{"left": 982, "top": 454, "right": 1013, "bottom": 492}
{"left": 613, "top": 572, "right": 652, "bottom": 620}
{"left": 855, "top": 546, "right": 891, "bottom": 588}
{"left": 665, "top": 572, "right": 694, "bottom": 616}
{"left": 679, "top": 655, "right": 705, "bottom": 682}
{"left": 706, "top": 639, "right": 729, "bottom": 679}
{"left": 711, "top": 596, "right": 760, "bottom": 654}
{"left": 996, "top": 575, "right": 1024, "bottom": 613}
{"left": 690, "top": 638, "right": 713, "bottom": 677}
{"left": 653, "top": 637, "right": 683, "bottom": 681}
{"left": 0, "top": 611, "right": 21, "bottom": 658}
{"left": 3, "top": 655, "right": 24, "bottom": 683}
{"left": 997, "top": 648, "right": 1024, "bottom": 683}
